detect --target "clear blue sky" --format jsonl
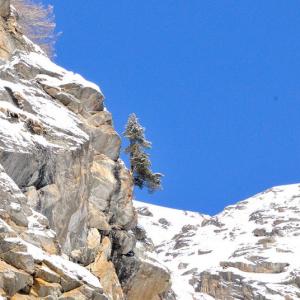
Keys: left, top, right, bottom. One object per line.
{"left": 43, "top": 0, "right": 300, "bottom": 215}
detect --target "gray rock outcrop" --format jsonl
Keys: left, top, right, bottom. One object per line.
{"left": 0, "top": 2, "right": 171, "bottom": 299}
{"left": 0, "top": 164, "right": 107, "bottom": 299}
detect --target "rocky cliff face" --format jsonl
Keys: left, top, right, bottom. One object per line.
{"left": 0, "top": 1, "right": 170, "bottom": 299}
{"left": 1, "top": 2, "right": 299, "bottom": 300}
{"left": 135, "top": 184, "right": 300, "bottom": 300}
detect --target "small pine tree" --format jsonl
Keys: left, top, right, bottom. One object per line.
{"left": 124, "top": 113, "right": 162, "bottom": 193}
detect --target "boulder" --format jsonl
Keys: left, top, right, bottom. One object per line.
{"left": 114, "top": 254, "right": 171, "bottom": 300}
{"left": 1, "top": 250, "right": 35, "bottom": 274}
{"left": 59, "top": 286, "right": 108, "bottom": 300}
{"left": 89, "top": 125, "right": 121, "bottom": 161}
{"left": 87, "top": 111, "right": 112, "bottom": 127}
{"left": 88, "top": 204, "right": 111, "bottom": 232}
{"left": 32, "top": 278, "right": 62, "bottom": 298}
{"left": 220, "top": 260, "right": 289, "bottom": 274}
{"left": 88, "top": 155, "right": 117, "bottom": 213}
{"left": 76, "top": 228, "right": 102, "bottom": 265}
{"left": 59, "top": 83, "right": 104, "bottom": 113}
{"left": 89, "top": 237, "right": 124, "bottom": 300}
{"left": 136, "top": 206, "right": 153, "bottom": 217}
{"left": 199, "top": 270, "right": 255, "bottom": 300}
{"left": 20, "top": 229, "right": 59, "bottom": 255}
{"left": 132, "top": 225, "right": 147, "bottom": 241}
{"left": 112, "top": 230, "right": 136, "bottom": 255}
{"left": 0, "top": 238, "right": 35, "bottom": 274}
{"left": 0, "top": 259, "right": 33, "bottom": 296}
{"left": 79, "top": 285, "right": 108, "bottom": 300}
{"left": 43, "top": 260, "right": 81, "bottom": 292}
{"left": 35, "top": 264, "right": 61, "bottom": 284}
{"left": 8, "top": 202, "right": 28, "bottom": 227}
{"left": 59, "top": 288, "right": 87, "bottom": 300}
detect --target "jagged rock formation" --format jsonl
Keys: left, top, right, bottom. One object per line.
{"left": 135, "top": 184, "right": 300, "bottom": 299}
{"left": 0, "top": 164, "right": 105, "bottom": 299}
{"left": 0, "top": 1, "right": 171, "bottom": 299}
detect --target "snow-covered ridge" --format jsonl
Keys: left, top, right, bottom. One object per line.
{"left": 135, "top": 184, "right": 300, "bottom": 299}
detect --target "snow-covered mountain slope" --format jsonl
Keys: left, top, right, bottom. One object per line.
{"left": 135, "top": 184, "right": 300, "bottom": 300}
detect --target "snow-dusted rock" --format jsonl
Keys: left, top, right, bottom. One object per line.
{"left": 0, "top": 31, "right": 127, "bottom": 257}
{"left": 0, "top": 3, "right": 172, "bottom": 299}
{"left": 0, "top": 49, "right": 94, "bottom": 254}
{"left": 135, "top": 184, "right": 300, "bottom": 299}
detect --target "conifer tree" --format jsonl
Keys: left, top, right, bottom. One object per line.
{"left": 124, "top": 113, "right": 162, "bottom": 193}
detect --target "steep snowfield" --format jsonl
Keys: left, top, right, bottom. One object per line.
{"left": 134, "top": 184, "right": 300, "bottom": 299}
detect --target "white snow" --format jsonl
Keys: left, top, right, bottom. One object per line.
{"left": 134, "top": 200, "right": 207, "bottom": 245}
{"left": 44, "top": 254, "right": 101, "bottom": 288}
{"left": 10, "top": 202, "right": 21, "bottom": 211}
{"left": 0, "top": 53, "right": 92, "bottom": 152}
{"left": 135, "top": 184, "right": 300, "bottom": 299}
{"left": 27, "top": 211, "right": 56, "bottom": 239}
{"left": 10, "top": 51, "right": 102, "bottom": 94}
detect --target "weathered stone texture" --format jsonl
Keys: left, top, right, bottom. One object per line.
{"left": 0, "top": 4, "right": 172, "bottom": 299}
